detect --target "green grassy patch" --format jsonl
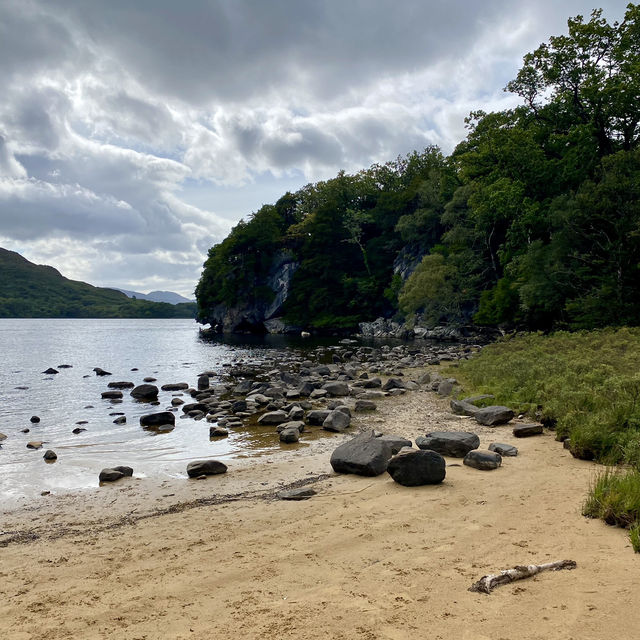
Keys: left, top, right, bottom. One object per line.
{"left": 452, "top": 328, "right": 640, "bottom": 550}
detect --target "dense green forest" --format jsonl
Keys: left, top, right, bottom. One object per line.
{"left": 0, "top": 248, "right": 196, "bottom": 318}
{"left": 197, "top": 5, "right": 640, "bottom": 332}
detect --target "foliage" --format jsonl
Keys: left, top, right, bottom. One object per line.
{"left": 196, "top": 5, "right": 640, "bottom": 332}
{"left": 0, "top": 248, "right": 196, "bottom": 319}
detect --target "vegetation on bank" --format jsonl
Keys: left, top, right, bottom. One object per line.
{"left": 0, "top": 248, "right": 196, "bottom": 319}
{"left": 451, "top": 328, "right": 640, "bottom": 550}
{"left": 197, "top": 5, "right": 640, "bottom": 332}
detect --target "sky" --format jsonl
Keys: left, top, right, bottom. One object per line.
{"left": 0, "top": 0, "right": 627, "bottom": 297}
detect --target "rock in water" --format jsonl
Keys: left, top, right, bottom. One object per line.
{"left": 489, "top": 442, "right": 518, "bottom": 456}
{"left": 279, "top": 427, "right": 300, "bottom": 443}
{"left": 26, "top": 441, "right": 43, "bottom": 449}
{"left": 463, "top": 450, "right": 502, "bottom": 470}
{"left": 107, "top": 381, "right": 135, "bottom": 389}
{"left": 101, "top": 390, "right": 123, "bottom": 399}
{"left": 209, "top": 426, "right": 229, "bottom": 438}
{"left": 43, "top": 449, "right": 57, "bottom": 461}
{"left": 330, "top": 431, "right": 392, "bottom": 476}
{"left": 474, "top": 406, "right": 514, "bottom": 426}
{"left": 112, "top": 465, "right": 133, "bottom": 476}
{"left": 186, "top": 460, "right": 228, "bottom": 478}
{"left": 99, "top": 468, "right": 124, "bottom": 482}
{"left": 513, "top": 423, "right": 544, "bottom": 437}
{"left": 415, "top": 431, "right": 480, "bottom": 457}
{"left": 42, "top": 368, "right": 58, "bottom": 375}
{"left": 197, "top": 375, "right": 210, "bottom": 390}
{"left": 93, "top": 367, "right": 112, "bottom": 376}
{"left": 258, "top": 410, "right": 288, "bottom": 425}
{"left": 140, "top": 411, "right": 176, "bottom": 427}
{"left": 130, "top": 384, "right": 159, "bottom": 401}
{"left": 387, "top": 448, "right": 446, "bottom": 486}
{"left": 30, "top": 416, "right": 40, "bottom": 423}
{"left": 306, "top": 410, "right": 331, "bottom": 425}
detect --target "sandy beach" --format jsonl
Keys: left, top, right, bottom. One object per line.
{"left": 1, "top": 384, "right": 638, "bottom": 640}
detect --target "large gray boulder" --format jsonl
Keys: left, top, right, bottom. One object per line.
{"left": 322, "top": 409, "right": 351, "bottom": 432}
{"left": 474, "top": 406, "right": 514, "bottom": 426}
{"left": 513, "top": 423, "right": 544, "bottom": 437}
{"left": 307, "top": 409, "right": 331, "bottom": 425}
{"left": 258, "top": 410, "right": 288, "bottom": 425}
{"left": 377, "top": 434, "right": 412, "bottom": 455}
{"left": 382, "top": 378, "right": 405, "bottom": 391}
{"left": 450, "top": 399, "right": 479, "bottom": 417}
{"left": 330, "top": 431, "right": 392, "bottom": 476}
{"left": 186, "top": 460, "right": 228, "bottom": 478}
{"left": 463, "top": 450, "right": 502, "bottom": 470}
{"left": 488, "top": 442, "right": 518, "bottom": 456}
{"left": 140, "top": 411, "right": 176, "bottom": 427}
{"left": 415, "top": 431, "right": 480, "bottom": 457}
{"left": 130, "top": 384, "right": 159, "bottom": 401}
{"left": 279, "top": 427, "right": 300, "bottom": 443}
{"left": 387, "top": 448, "right": 446, "bottom": 486}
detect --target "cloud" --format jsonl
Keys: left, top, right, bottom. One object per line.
{"left": 0, "top": 0, "right": 628, "bottom": 295}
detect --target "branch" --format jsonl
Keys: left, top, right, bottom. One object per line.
{"left": 469, "top": 559, "right": 577, "bottom": 594}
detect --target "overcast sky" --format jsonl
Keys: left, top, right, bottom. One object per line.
{"left": 0, "top": 0, "right": 626, "bottom": 297}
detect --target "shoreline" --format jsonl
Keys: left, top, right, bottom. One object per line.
{"left": 1, "top": 383, "right": 639, "bottom": 639}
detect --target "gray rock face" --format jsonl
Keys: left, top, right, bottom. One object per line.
{"left": 323, "top": 381, "right": 350, "bottom": 397}
{"left": 186, "top": 459, "right": 228, "bottom": 478}
{"left": 130, "top": 384, "right": 159, "bottom": 401}
{"left": 463, "top": 450, "right": 502, "bottom": 470}
{"left": 377, "top": 434, "right": 413, "bottom": 455}
{"left": 330, "top": 431, "right": 392, "bottom": 476}
{"left": 387, "top": 448, "right": 446, "bottom": 486}
{"left": 513, "top": 423, "right": 543, "bottom": 437}
{"left": 322, "top": 409, "right": 351, "bottom": 432}
{"left": 258, "top": 410, "right": 288, "bottom": 425}
{"left": 474, "top": 406, "right": 514, "bottom": 426}
{"left": 307, "top": 410, "right": 331, "bottom": 425}
{"left": 415, "top": 431, "right": 480, "bottom": 457}
{"left": 488, "top": 442, "right": 518, "bottom": 456}
{"left": 140, "top": 411, "right": 176, "bottom": 427}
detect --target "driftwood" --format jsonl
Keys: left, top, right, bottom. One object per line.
{"left": 469, "top": 559, "right": 577, "bottom": 594}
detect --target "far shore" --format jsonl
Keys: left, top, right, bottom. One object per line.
{"left": 1, "top": 377, "right": 638, "bottom": 639}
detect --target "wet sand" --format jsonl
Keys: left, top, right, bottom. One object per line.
{"left": 1, "top": 386, "right": 638, "bottom": 639}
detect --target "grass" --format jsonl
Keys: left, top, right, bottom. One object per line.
{"left": 450, "top": 327, "right": 640, "bottom": 551}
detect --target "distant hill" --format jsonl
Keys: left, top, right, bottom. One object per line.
{"left": 117, "top": 289, "right": 195, "bottom": 305}
{"left": 0, "top": 248, "right": 197, "bottom": 318}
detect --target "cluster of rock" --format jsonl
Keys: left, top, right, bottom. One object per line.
{"left": 357, "top": 317, "right": 501, "bottom": 343}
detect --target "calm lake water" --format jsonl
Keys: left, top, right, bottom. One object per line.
{"left": 0, "top": 319, "right": 347, "bottom": 500}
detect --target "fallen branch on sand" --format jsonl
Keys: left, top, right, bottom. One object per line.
{"left": 469, "top": 559, "right": 577, "bottom": 594}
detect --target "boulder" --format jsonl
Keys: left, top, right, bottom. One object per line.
{"left": 322, "top": 409, "right": 351, "bottom": 432}
{"left": 107, "top": 381, "right": 135, "bottom": 389}
{"left": 113, "top": 416, "right": 127, "bottom": 425}
{"left": 0, "top": 432, "right": 7, "bottom": 441}
{"left": 197, "top": 375, "right": 210, "bottom": 390}
{"left": 161, "top": 382, "right": 189, "bottom": 391}
{"left": 488, "top": 442, "right": 518, "bottom": 456}
{"left": 437, "top": 380, "right": 454, "bottom": 396}
{"left": 130, "top": 384, "right": 159, "bottom": 401}
{"left": 93, "top": 367, "right": 112, "bottom": 376}
{"left": 209, "top": 426, "right": 229, "bottom": 437}
{"left": 186, "top": 460, "right": 228, "bottom": 478}
{"left": 43, "top": 449, "right": 57, "bottom": 461}
{"left": 415, "top": 431, "right": 480, "bottom": 457}
{"left": 99, "top": 468, "right": 124, "bottom": 482}
{"left": 276, "top": 420, "right": 305, "bottom": 433}
{"left": 258, "top": 410, "right": 288, "bottom": 425}
{"left": 474, "top": 406, "right": 514, "bottom": 426}
{"left": 354, "top": 399, "right": 377, "bottom": 411}
{"left": 182, "top": 402, "right": 208, "bottom": 414}
{"left": 330, "top": 431, "right": 393, "bottom": 476}
{"left": 113, "top": 465, "right": 133, "bottom": 477}
{"left": 387, "top": 448, "right": 446, "bottom": 486}
{"left": 26, "top": 441, "right": 43, "bottom": 449}
{"left": 30, "top": 416, "right": 40, "bottom": 423}
{"left": 42, "top": 368, "right": 59, "bottom": 375}
{"left": 463, "top": 450, "right": 502, "bottom": 470}
{"left": 382, "top": 378, "right": 405, "bottom": 391}
{"left": 513, "top": 423, "right": 543, "bottom": 438}
{"left": 140, "top": 411, "right": 176, "bottom": 427}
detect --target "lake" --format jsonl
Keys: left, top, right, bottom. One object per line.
{"left": 0, "top": 318, "right": 350, "bottom": 500}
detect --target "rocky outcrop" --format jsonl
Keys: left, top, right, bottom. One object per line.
{"left": 202, "top": 251, "right": 300, "bottom": 334}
